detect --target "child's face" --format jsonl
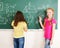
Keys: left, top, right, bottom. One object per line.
{"left": 47, "top": 9, "right": 54, "bottom": 19}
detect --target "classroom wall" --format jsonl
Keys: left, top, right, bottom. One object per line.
{"left": 0, "top": 29, "right": 59, "bottom": 48}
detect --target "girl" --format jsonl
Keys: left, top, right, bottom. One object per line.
{"left": 39, "top": 8, "right": 56, "bottom": 48}
{"left": 11, "top": 11, "right": 28, "bottom": 48}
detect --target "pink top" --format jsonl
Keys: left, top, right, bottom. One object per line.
{"left": 44, "top": 18, "right": 56, "bottom": 40}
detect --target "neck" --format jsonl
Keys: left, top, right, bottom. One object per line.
{"left": 48, "top": 17, "right": 53, "bottom": 20}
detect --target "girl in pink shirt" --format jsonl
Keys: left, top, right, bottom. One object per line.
{"left": 39, "top": 8, "right": 56, "bottom": 48}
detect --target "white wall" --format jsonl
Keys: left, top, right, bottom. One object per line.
{"left": 0, "top": 29, "right": 59, "bottom": 48}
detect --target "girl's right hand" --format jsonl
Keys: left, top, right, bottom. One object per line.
{"left": 39, "top": 16, "right": 42, "bottom": 22}
{"left": 39, "top": 16, "right": 44, "bottom": 29}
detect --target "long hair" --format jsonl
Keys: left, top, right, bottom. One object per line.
{"left": 14, "top": 11, "right": 26, "bottom": 26}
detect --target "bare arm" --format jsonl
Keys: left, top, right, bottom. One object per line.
{"left": 51, "top": 24, "right": 56, "bottom": 40}
{"left": 23, "top": 23, "right": 28, "bottom": 32}
{"left": 50, "top": 24, "right": 56, "bottom": 45}
{"left": 39, "top": 17, "right": 44, "bottom": 29}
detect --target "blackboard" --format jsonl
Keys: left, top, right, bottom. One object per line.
{"left": 0, "top": 0, "right": 58, "bottom": 29}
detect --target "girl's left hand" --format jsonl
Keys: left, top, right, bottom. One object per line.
{"left": 50, "top": 39, "right": 53, "bottom": 45}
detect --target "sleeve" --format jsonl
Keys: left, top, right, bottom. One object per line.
{"left": 24, "top": 22, "right": 27, "bottom": 28}
{"left": 52, "top": 19, "right": 57, "bottom": 24}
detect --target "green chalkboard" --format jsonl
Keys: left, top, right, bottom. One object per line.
{"left": 0, "top": 0, "right": 58, "bottom": 29}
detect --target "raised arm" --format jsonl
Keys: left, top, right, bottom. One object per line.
{"left": 39, "top": 16, "right": 44, "bottom": 29}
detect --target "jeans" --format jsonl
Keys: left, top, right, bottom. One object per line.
{"left": 14, "top": 37, "right": 25, "bottom": 48}
{"left": 45, "top": 39, "right": 50, "bottom": 48}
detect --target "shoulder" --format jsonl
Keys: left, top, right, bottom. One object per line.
{"left": 19, "top": 21, "right": 27, "bottom": 27}
{"left": 23, "top": 22, "right": 27, "bottom": 27}
{"left": 19, "top": 21, "right": 27, "bottom": 25}
{"left": 23, "top": 22, "right": 27, "bottom": 25}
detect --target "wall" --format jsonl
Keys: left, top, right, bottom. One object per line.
{"left": 0, "top": 29, "right": 59, "bottom": 48}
